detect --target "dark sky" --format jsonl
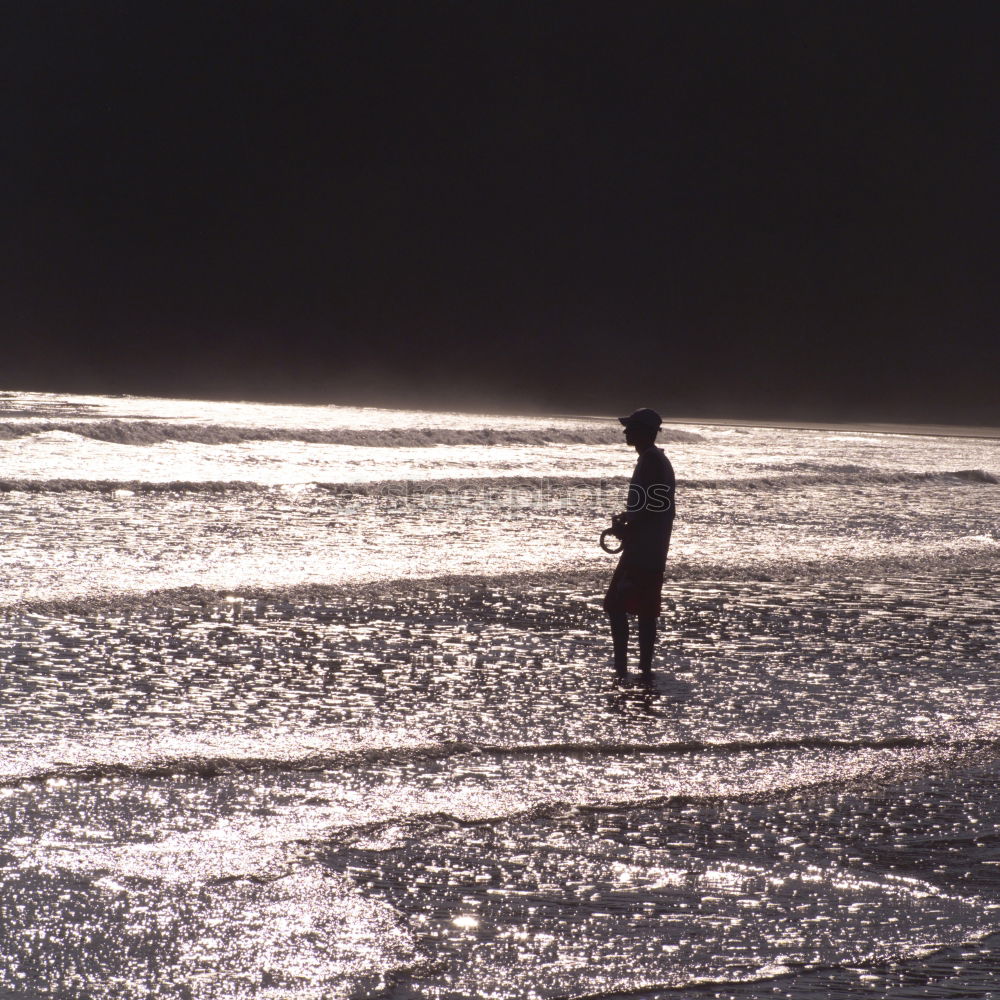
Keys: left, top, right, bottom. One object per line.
{"left": 4, "top": 1, "right": 998, "bottom": 422}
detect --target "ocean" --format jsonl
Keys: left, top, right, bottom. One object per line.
{"left": 0, "top": 390, "right": 998, "bottom": 999}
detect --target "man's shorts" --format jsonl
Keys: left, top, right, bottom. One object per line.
{"left": 603, "top": 559, "right": 664, "bottom": 618}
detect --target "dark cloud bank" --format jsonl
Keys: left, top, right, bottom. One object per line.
{"left": 5, "top": 1, "right": 997, "bottom": 423}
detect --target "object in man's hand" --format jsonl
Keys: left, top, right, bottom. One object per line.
{"left": 599, "top": 513, "right": 627, "bottom": 553}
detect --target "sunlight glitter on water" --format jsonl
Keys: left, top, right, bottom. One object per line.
{"left": 0, "top": 466, "right": 997, "bottom": 606}
{"left": 0, "top": 393, "right": 998, "bottom": 998}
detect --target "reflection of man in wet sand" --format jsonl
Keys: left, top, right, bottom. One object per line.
{"left": 604, "top": 408, "right": 675, "bottom": 682}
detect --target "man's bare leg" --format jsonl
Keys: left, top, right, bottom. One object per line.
{"left": 638, "top": 614, "right": 657, "bottom": 676}
{"left": 608, "top": 611, "right": 629, "bottom": 678}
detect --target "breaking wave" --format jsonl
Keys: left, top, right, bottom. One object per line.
{"left": 687, "top": 467, "right": 1000, "bottom": 488}
{"left": 4, "top": 547, "right": 997, "bottom": 618}
{"left": 316, "top": 468, "right": 1000, "bottom": 494}
{"left": 2, "top": 733, "right": 990, "bottom": 789}
{"left": 0, "top": 478, "right": 259, "bottom": 494}
{"left": 0, "top": 467, "right": 994, "bottom": 495}
{"left": 0, "top": 419, "right": 704, "bottom": 447}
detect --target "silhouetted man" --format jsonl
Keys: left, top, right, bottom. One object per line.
{"left": 603, "top": 408, "right": 675, "bottom": 681}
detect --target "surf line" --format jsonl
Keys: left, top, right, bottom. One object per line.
{"left": 3, "top": 733, "right": 997, "bottom": 789}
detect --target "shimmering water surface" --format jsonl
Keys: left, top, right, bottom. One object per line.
{"left": 1, "top": 391, "right": 998, "bottom": 999}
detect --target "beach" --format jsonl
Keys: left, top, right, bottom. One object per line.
{"left": 1, "top": 391, "right": 999, "bottom": 998}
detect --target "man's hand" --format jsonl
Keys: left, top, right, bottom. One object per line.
{"left": 610, "top": 512, "right": 631, "bottom": 538}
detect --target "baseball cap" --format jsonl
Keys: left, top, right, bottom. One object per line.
{"left": 618, "top": 407, "right": 662, "bottom": 430}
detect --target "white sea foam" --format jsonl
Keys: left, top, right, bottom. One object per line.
{"left": 0, "top": 418, "right": 705, "bottom": 447}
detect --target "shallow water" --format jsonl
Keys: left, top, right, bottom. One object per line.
{"left": 0, "top": 392, "right": 998, "bottom": 998}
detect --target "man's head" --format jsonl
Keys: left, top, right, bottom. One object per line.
{"left": 618, "top": 407, "right": 662, "bottom": 450}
